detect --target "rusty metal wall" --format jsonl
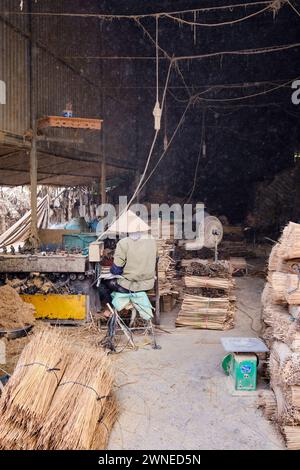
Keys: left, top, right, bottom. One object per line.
{"left": 0, "top": 0, "right": 102, "bottom": 154}
{"left": 0, "top": 0, "right": 30, "bottom": 136}
{"left": 32, "top": 0, "right": 102, "bottom": 155}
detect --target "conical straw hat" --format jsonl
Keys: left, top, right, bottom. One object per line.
{"left": 108, "top": 209, "right": 150, "bottom": 233}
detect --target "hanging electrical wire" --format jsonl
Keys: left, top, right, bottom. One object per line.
{"left": 153, "top": 16, "right": 162, "bottom": 131}
{"left": 164, "top": 1, "right": 285, "bottom": 28}
{"left": 186, "top": 109, "right": 206, "bottom": 203}
{"left": 287, "top": 0, "right": 300, "bottom": 17}
{"left": 3, "top": 2, "right": 277, "bottom": 20}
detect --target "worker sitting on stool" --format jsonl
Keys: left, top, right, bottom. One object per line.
{"left": 100, "top": 210, "right": 157, "bottom": 318}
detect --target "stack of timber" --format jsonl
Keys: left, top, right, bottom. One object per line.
{"left": 260, "top": 222, "right": 300, "bottom": 449}
{"left": 176, "top": 260, "right": 236, "bottom": 330}
{"left": 0, "top": 329, "right": 117, "bottom": 450}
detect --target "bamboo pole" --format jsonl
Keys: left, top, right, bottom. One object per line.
{"left": 28, "top": 7, "right": 40, "bottom": 249}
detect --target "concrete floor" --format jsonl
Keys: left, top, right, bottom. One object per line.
{"left": 109, "top": 275, "right": 285, "bottom": 450}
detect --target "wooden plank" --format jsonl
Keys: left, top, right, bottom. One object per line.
{"left": 37, "top": 116, "right": 103, "bottom": 130}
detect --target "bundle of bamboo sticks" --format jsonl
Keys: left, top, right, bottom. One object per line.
{"left": 0, "top": 329, "right": 68, "bottom": 432}
{"left": 184, "top": 276, "right": 235, "bottom": 290}
{"left": 156, "top": 239, "right": 176, "bottom": 296}
{"left": 37, "top": 347, "right": 116, "bottom": 450}
{"left": 283, "top": 426, "right": 300, "bottom": 450}
{"left": 176, "top": 268, "right": 236, "bottom": 330}
{"left": 177, "top": 255, "right": 236, "bottom": 330}
{"left": 257, "top": 390, "right": 277, "bottom": 421}
{"left": 262, "top": 304, "right": 300, "bottom": 351}
{"left": 260, "top": 223, "right": 300, "bottom": 449}
{"left": 0, "top": 329, "right": 117, "bottom": 450}
{"left": 267, "top": 272, "right": 300, "bottom": 305}
{"left": 278, "top": 222, "right": 300, "bottom": 260}
{"left": 268, "top": 243, "right": 295, "bottom": 273}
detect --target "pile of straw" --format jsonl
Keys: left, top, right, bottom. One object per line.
{"left": 0, "top": 329, "right": 117, "bottom": 450}
{"left": 184, "top": 276, "right": 235, "bottom": 291}
{"left": 0, "top": 285, "right": 35, "bottom": 330}
{"left": 260, "top": 223, "right": 300, "bottom": 449}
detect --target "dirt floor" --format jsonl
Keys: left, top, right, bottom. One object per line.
{"left": 109, "top": 273, "right": 285, "bottom": 450}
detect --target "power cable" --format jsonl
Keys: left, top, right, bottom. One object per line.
{"left": 165, "top": 2, "right": 281, "bottom": 27}
{"left": 3, "top": 2, "right": 275, "bottom": 19}
{"left": 287, "top": 0, "right": 300, "bottom": 16}
{"left": 186, "top": 109, "right": 206, "bottom": 203}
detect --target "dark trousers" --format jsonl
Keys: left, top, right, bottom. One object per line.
{"left": 99, "top": 279, "right": 130, "bottom": 307}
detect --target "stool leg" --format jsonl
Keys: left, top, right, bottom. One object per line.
{"left": 149, "top": 320, "right": 161, "bottom": 350}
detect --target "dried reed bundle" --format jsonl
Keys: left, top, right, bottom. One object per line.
{"left": 0, "top": 422, "right": 37, "bottom": 450}
{"left": 156, "top": 239, "right": 176, "bottom": 295}
{"left": 37, "top": 346, "right": 114, "bottom": 450}
{"left": 0, "top": 328, "right": 68, "bottom": 432}
{"left": 280, "top": 222, "right": 300, "bottom": 261}
{"left": 268, "top": 244, "right": 281, "bottom": 271}
{"left": 268, "top": 272, "right": 288, "bottom": 303}
{"left": 175, "top": 315, "right": 234, "bottom": 330}
{"left": 91, "top": 395, "right": 119, "bottom": 450}
{"left": 290, "top": 387, "right": 300, "bottom": 409}
{"left": 180, "top": 293, "right": 234, "bottom": 311}
{"left": 184, "top": 276, "right": 235, "bottom": 291}
{"left": 269, "top": 341, "right": 291, "bottom": 386}
{"left": 263, "top": 304, "right": 300, "bottom": 351}
{"left": 272, "top": 385, "right": 300, "bottom": 425}
{"left": 289, "top": 305, "right": 300, "bottom": 320}
{"left": 176, "top": 295, "right": 235, "bottom": 330}
{"left": 261, "top": 282, "right": 272, "bottom": 307}
{"left": 257, "top": 389, "right": 276, "bottom": 421}
{"left": 285, "top": 274, "right": 300, "bottom": 305}
{"left": 268, "top": 243, "right": 294, "bottom": 273}
{"left": 283, "top": 426, "right": 300, "bottom": 450}
{"left": 270, "top": 341, "right": 300, "bottom": 387}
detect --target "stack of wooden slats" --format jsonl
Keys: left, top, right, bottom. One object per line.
{"left": 176, "top": 260, "right": 236, "bottom": 330}
{"left": 260, "top": 222, "right": 300, "bottom": 449}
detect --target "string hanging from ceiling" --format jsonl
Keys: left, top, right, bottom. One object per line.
{"left": 186, "top": 109, "right": 206, "bottom": 204}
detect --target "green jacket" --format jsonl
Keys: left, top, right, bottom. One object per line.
{"left": 114, "top": 235, "right": 157, "bottom": 292}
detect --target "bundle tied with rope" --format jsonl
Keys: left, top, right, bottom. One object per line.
{"left": 261, "top": 222, "right": 300, "bottom": 449}
{"left": 37, "top": 347, "right": 116, "bottom": 450}
{"left": 0, "top": 329, "right": 118, "bottom": 450}
{"left": 0, "top": 329, "right": 68, "bottom": 432}
{"left": 176, "top": 256, "right": 236, "bottom": 330}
